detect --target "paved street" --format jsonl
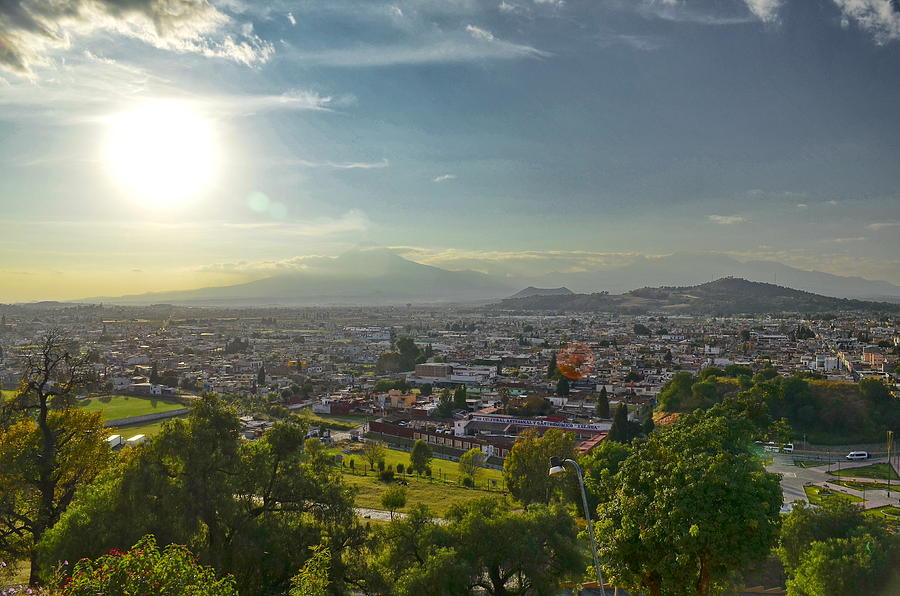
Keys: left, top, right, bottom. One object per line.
{"left": 767, "top": 455, "right": 900, "bottom": 509}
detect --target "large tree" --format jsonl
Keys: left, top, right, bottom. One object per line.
{"left": 40, "top": 398, "right": 362, "bottom": 594}
{"left": 0, "top": 331, "right": 110, "bottom": 585}
{"left": 596, "top": 409, "right": 782, "bottom": 596}
{"left": 595, "top": 386, "right": 610, "bottom": 419}
{"left": 503, "top": 428, "right": 577, "bottom": 507}
{"left": 607, "top": 403, "right": 629, "bottom": 443}
{"left": 458, "top": 447, "right": 486, "bottom": 483}
{"left": 409, "top": 439, "right": 432, "bottom": 476}
{"left": 367, "top": 498, "right": 585, "bottom": 596}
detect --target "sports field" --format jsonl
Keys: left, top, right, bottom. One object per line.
{"left": 79, "top": 395, "right": 185, "bottom": 421}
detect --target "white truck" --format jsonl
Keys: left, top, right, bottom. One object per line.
{"left": 126, "top": 434, "right": 147, "bottom": 447}
{"left": 106, "top": 434, "right": 124, "bottom": 449}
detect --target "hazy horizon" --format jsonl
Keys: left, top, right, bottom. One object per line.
{"left": 3, "top": 0, "right": 900, "bottom": 302}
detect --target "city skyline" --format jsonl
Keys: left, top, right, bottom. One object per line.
{"left": 2, "top": 0, "right": 900, "bottom": 301}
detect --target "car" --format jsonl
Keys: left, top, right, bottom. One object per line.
{"left": 846, "top": 451, "right": 869, "bottom": 460}
{"left": 781, "top": 443, "right": 794, "bottom": 454}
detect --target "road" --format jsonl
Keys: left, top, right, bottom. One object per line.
{"left": 767, "top": 454, "right": 900, "bottom": 509}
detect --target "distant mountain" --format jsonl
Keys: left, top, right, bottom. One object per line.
{"left": 492, "top": 277, "right": 900, "bottom": 315}
{"left": 510, "top": 287, "right": 574, "bottom": 299}
{"left": 84, "top": 250, "right": 517, "bottom": 306}
{"left": 527, "top": 253, "right": 900, "bottom": 301}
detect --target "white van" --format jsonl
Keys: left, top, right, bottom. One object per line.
{"left": 781, "top": 444, "right": 794, "bottom": 454}
{"left": 846, "top": 451, "right": 869, "bottom": 460}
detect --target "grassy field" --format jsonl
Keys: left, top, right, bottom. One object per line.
{"left": 338, "top": 446, "right": 504, "bottom": 487}
{"left": 828, "top": 463, "right": 899, "bottom": 481}
{"left": 79, "top": 395, "right": 185, "bottom": 421}
{"left": 803, "top": 485, "right": 864, "bottom": 506}
{"left": 865, "top": 506, "right": 900, "bottom": 532}
{"left": 342, "top": 472, "right": 505, "bottom": 518}
{"left": 111, "top": 418, "right": 177, "bottom": 439}
{"left": 832, "top": 479, "right": 895, "bottom": 492}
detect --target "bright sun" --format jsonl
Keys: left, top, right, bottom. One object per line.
{"left": 104, "top": 102, "right": 218, "bottom": 205}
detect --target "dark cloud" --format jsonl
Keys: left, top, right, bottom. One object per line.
{"left": 0, "top": 0, "right": 271, "bottom": 74}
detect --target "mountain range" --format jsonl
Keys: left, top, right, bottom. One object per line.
{"left": 493, "top": 277, "right": 900, "bottom": 315}
{"left": 76, "top": 249, "right": 900, "bottom": 306}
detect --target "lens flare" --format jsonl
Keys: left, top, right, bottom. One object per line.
{"left": 556, "top": 341, "right": 595, "bottom": 380}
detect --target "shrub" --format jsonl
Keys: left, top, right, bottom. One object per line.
{"left": 62, "top": 535, "right": 237, "bottom": 595}
{"left": 379, "top": 470, "right": 395, "bottom": 483}
{"left": 396, "top": 463, "right": 405, "bottom": 474}
{"left": 462, "top": 476, "right": 474, "bottom": 488}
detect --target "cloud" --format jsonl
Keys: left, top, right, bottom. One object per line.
{"left": 465, "top": 24, "right": 496, "bottom": 42}
{"left": 867, "top": 221, "right": 900, "bottom": 230}
{"left": 0, "top": 0, "right": 273, "bottom": 75}
{"left": 796, "top": 203, "right": 808, "bottom": 208}
{"left": 634, "top": 0, "right": 772, "bottom": 25}
{"left": 285, "top": 26, "right": 549, "bottom": 66}
{"left": 832, "top": 0, "right": 900, "bottom": 42}
{"left": 708, "top": 214, "right": 747, "bottom": 224}
{"left": 744, "top": 0, "right": 781, "bottom": 22}
{"left": 282, "top": 158, "right": 390, "bottom": 169}
{"left": 433, "top": 174, "right": 457, "bottom": 182}
{"left": 287, "top": 12, "right": 297, "bottom": 26}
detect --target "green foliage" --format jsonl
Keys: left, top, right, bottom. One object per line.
{"left": 555, "top": 375, "right": 570, "bottom": 396}
{"left": 458, "top": 447, "right": 486, "bottom": 481}
{"left": 452, "top": 385, "right": 467, "bottom": 409}
{"left": 595, "top": 387, "right": 610, "bottom": 418}
{"left": 41, "top": 397, "right": 361, "bottom": 594}
{"left": 372, "top": 379, "right": 410, "bottom": 393}
{"left": 62, "top": 535, "right": 236, "bottom": 596}
{"left": 409, "top": 440, "right": 432, "bottom": 476}
{"left": 366, "top": 498, "right": 585, "bottom": 595}
{"left": 596, "top": 409, "right": 782, "bottom": 596}
{"left": 786, "top": 534, "right": 897, "bottom": 596}
{"left": 777, "top": 500, "right": 882, "bottom": 575}
{"left": 633, "top": 323, "right": 652, "bottom": 336}
{"left": 289, "top": 545, "right": 330, "bottom": 596}
{"left": 608, "top": 403, "right": 629, "bottom": 443}
{"left": 377, "top": 337, "right": 423, "bottom": 374}
{"left": 363, "top": 440, "right": 387, "bottom": 470}
{"left": 581, "top": 440, "right": 631, "bottom": 509}
{"left": 503, "top": 429, "right": 577, "bottom": 507}
{"left": 380, "top": 485, "right": 407, "bottom": 519}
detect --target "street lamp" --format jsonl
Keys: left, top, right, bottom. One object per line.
{"left": 549, "top": 456, "right": 604, "bottom": 592}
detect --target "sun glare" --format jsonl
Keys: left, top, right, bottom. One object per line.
{"left": 104, "top": 102, "right": 218, "bottom": 205}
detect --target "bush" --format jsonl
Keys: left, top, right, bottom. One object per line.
{"left": 379, "top": 470, "right": 395, "bottom": 483}
{"left": 62, "top": 535, "right": 237, "bottom": 595}
{"left": 462, "top": 476, "right": 474, "bottom": 488}
{"left": 396, "top": 463, "right": 405, "bottom": 474}
{"left": 377, "top": 460, "right": 385, "bottom": 472}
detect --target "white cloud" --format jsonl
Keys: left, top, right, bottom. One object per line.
{"left": 465, "top": 25, "right": 496, "bottom": 42}
{"left": 0, "top": 0, "right": 274, "bottom": 75}
{"left": 796, "top": 203, "right": 808, "bottom": 208}
{"left": 708, "top": 214, "right": 747, "bottom": 224}
{"left": 744, "top": 0, "right": 781, "bottom": 22}
{"left": 284, "top": 158, "right": 390, "bottom": 169}
{"left": 287, "top": 12, "right": 297, "bottom": 26}
{"left": 533, "top": 0, "right": 565, "bottom": 6}
{"left": 867, "top": 221, "right": 900, "bottom": 230}
{"left": 498, "top": 2, "right": 520, "bottom": 14}
{"left": 832, "top": 0, "right": 900, "bottom": 42}
{"left": 433, "top": 174, "right": 457, "bottom": 182}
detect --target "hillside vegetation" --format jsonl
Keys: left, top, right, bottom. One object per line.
{"left": 658, "top": 367, "right": 899, "bottom": 444}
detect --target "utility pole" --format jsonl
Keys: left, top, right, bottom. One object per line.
{"left": 888, "top": 430, "right": 894, "bottom": 499}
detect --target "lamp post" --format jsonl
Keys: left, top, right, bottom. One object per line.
{"left": 549, "top": 456, "right": 604, "bottom": 593}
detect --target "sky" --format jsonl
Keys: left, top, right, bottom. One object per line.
{"left": 1, "top": 0, "right": 900, "bottom": 301}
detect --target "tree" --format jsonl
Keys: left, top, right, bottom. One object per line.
{"left": 776, "top": 500, "right": 885, "bottom": 576}
{"left": 608, "top": 403, "right": 629, "bottom": 443}
{"left": 596, "top": 410, "right": 782, "bottom": 596}
{"left": 580, "top": 440, "right": 631, "bottom": 509}
{"left": 409, "top": 439, "right": 432, "bottom": 476}
{"left": 503, "top": 429, "right": 577, "bottom": 507}
{"left": 380, "top": 485, "right": 408, "bottom": 520}
{"left": 595, "top": 386, "right": 610, "bottom": 418}
{"left": 633, "top": 323, "right": 652, "bottom": 336}
{"left": 62, "top": 534, "right": 237, "bottom": 596}
{"left": 547, "top": 352, "right": 558, "bottom": 379}
{"left": 368, "top": 499, "right": 585, "bottom": 596}
{"left": 41, "top": 399, "right": 362, "bottom": 594}
{"left": 289, "top": 545, "right": 330, "bottom": 596}
{"left": 555, "top": 375, "right": 570, "bottom": 396}
{"left": 435, "top": 390, "right": 454, "bottom": 418}
{"left": 363, "top": 440, "right": 388, "bottom": 471}
{"left": 149, "top": 361, "right": 160, "bottom": 384}
{"left": 787, "top": 534, "right": 897, "bottom": 596}
{"left": 458, "top": 447, "right": 486, "bottom": 483}
{"left": 452, "top": 385, "right": 467, "bottom": 409}
{"left": 257, "top": 365, "right": 266, "bottom": 387}
{"left": 0, "top": 331, "right": 110, "bottom": 585}
{"left": 419, "top": 383, "right": 432, "bottom": 397}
